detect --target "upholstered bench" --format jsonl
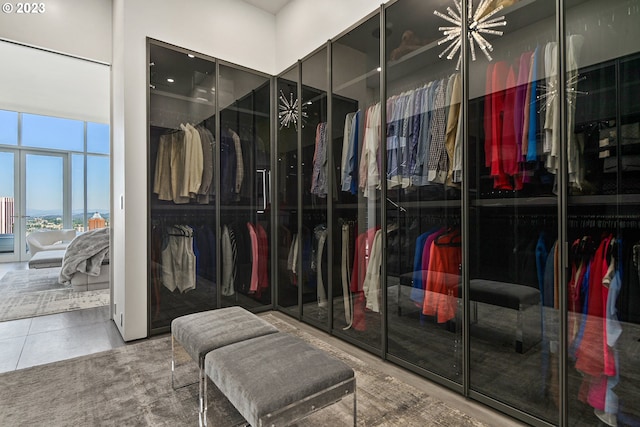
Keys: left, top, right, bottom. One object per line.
{"left": 171, "top": 307, "right": 278, "bottom": 422}
{"left": 469, "top": 279, "right": 541, "bottom": 353}
{"left": 398, "top": 273, "right": 541, "bottom": 353}
{"left": 204, "top": 331, "right": 356, "bottom": 427}
{"left": 28, "top": 249, "right": 66, "bottom": 269}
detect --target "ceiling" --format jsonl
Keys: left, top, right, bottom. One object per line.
{"left": 241, "top": 0, "right": 293, "bottom": 15}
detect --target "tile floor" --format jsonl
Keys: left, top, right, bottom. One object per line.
{"left": 0, "top": 261, "right": 124, "bottom": 374}
{"left": 0, "top": 305, "right": 125, "bottom": 373}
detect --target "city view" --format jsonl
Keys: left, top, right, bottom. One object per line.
{"left": 0, "top": 111, "right": 110, "bottom": 254}
{"left": 0, "top": 196, "right": 109, "bottom": 253}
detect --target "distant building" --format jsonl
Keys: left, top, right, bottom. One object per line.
{"left": 88, "top": 212, "right": 106, "bottom": 230}
{"left": 0, "top": 197, "right": 15, "bottom": 234}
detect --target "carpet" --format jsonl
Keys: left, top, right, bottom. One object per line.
{"left": 0, "top": 313, "right": 490, "bottom": 427}
{"left": 0, "top": 268, "right": 109, "bottom": 322}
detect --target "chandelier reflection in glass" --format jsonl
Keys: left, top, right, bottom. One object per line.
{"left": 278, "top": 90, "right": 308, "bottom": 130}
{"left": 434, "top": 0, "right": 507, "bottom": 70}
{"left": 537, "top": 74, "right": 588, "bottom": 113}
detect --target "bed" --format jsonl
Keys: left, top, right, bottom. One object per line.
{"left": 59, "top": 228, "right": 110, "bottom": 292}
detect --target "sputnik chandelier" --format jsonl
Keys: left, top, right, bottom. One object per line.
{"left": 434, "top": 0, "right": 508, "bottom": 70}
{"left": 278, "top": 90, "right": 308, "bottom": 130}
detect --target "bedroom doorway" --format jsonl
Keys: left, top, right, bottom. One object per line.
{"left": 0, "top": 40, "right": 111, "bottom": 326}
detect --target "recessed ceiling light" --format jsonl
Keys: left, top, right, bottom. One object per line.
{"left": 188, "top": 54, "right": 195, "bottom": 58}
{"left": 167, "top": 78, "right": 174, "bottom": 83}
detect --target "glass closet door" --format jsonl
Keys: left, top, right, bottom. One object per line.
{"left": 565, "top": 1, "right": 640, "bottom": 425}
{"left": 218, "top": 64, "right": 272, "bottom": 310}
{"left": 384, "top": 0, "right": 463, "bottom": 384}
{"left": 331, "top": 13, "right": 383, "bottom": 351}
{"left": 467, "top": 0, "right": 558, "bottom": 423}
{"left": 148, "top": 41, "right": 217, "bottom": 332}
{"left": 299, "top": 48, "right": 330, "bottom": 329}
{"left": 276, "top": 67, "right": 300, "bottom": 317}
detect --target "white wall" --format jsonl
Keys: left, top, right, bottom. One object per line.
{"left": 275, "top": 0, "right": 389, "bottom": 73}
{"left": 111, "top": 0, "right": 126, "bottom": 339}
{"left": 112, "top": 0, "right": 277, "bottom": 341}
{"left": 0, "top": 0, "right": 111, "bottom": 64}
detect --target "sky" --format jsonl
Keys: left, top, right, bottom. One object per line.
{"left": 0, "top": 111, "right": 109, "bottom": 215}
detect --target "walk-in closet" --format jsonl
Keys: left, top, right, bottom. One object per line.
{"left": 145, "top": 1, "right": 640, "bottom": 425}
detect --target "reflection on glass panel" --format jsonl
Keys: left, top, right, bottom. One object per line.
{"left": 276, "top": 67, "right": 300, "bottom": 317}
{"left": 0, "top": 110, "right": 18, "bottom": 145}
{"left": 0, "top": 151, "right": 15, "bottom": 255}
{"left": 148, "top": 43, "right": 217, "bottom": 331}
{"left": 219, "top": 65, "right": 272, "bottom": 310}
{"left": 25, "top": 154, "right": 63, "bottom": 236}
{"left": 22, "top": 113, "right": 83, "bottom": 151}
{"left": 385, "top": 0, "right": 462, "bottom": 382}
{"left": 566, "top": 1, "right": 640, "bottom": 425}
{"left": 72, "top": 154, "right": 85, "bottom": 232}
{"left": 332, "top": 14, "right": 382, "bottom": 350}
{"left": 87, "top": 122, "right": 110, "bottom": 154}
{"left": 300, "top": 48, "right": 330, "bottom": 329}
{"left": 468, "top": 0, "right": 557, "bottom": 422}
{"left": 87, "top": 156, "right": 109, "bottom": 229}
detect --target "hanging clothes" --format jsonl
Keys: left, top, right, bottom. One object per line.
{"left": 313, "top": 224, "right": 328, "bottom": 307}
{"left": 255, "top": 223, "right": 269, "bottom": 298}
{"left": 341, "top": 111, "right": 360, "bottom": 193}
{"left": 422, "top": 229, "right": 462, "bottom": 323}
{"left": 349, "top": 226, "right": 381, "bottom": 330}
{"left": 359, "top": 103, "right": 382, "bottom": 198}
{"left": 311, "top": 122, "right": 329, "bottom": 197}
{"left": 196, "top": 126, "right": 215, "bottom": 204}
{"left": 160, "top": 225, "right": 196, "bottom": 294}
{"left": 340, "top": 221, "right": 354, "bottom": 328}
{"left": 363, "top": 229, "right": 383, "bottom": 312}
{"left": 575, "top": 235, "right": 616, "bottom": 413}
{"left": 229, "top": 129, "right": 244, "bottom": 201}
{"left": 221, "top": 224, "right": 236, "bottom": 296}
{"left": 409, "top": 227, "right": 445, "bottom": 306}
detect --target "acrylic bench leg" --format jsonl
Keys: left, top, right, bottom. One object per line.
{"left": 516, "top": 304, "right": 524, "bottom": 354}
{"left": 202, "top": 372, "right": 208, "bottom": 427}
{"left": 171, "top": 335, "right": 176, "bottom": 389}
{"left": 353, "top": 383, "right": 357, "bottom": 427}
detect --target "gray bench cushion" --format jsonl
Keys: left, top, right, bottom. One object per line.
{"left": 205, "top": 332, "right": 354, "bottom": 427}
{"left": 171, "top": 307, "right": 278, "bottom": 364}
{"left": 28, "top": 249, "right": 67, "bottom": 269}
{"left": 399, "top": 272, "right": 540, "bottom": 310}
{"left": 470, "top": 279, "right": 540, "bottom": 310}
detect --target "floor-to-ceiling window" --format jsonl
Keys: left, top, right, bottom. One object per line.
{"left": 0, "top": 109, "right": 110, "bottom": 262}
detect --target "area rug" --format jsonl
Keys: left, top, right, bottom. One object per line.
{"left": 0, "top": 313, "right": 489, "bottom": 427}
{"left": 0, "top": 268, "right": 109, "bottom": 322}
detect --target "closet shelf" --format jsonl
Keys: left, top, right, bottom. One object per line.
{"left": 471, "top": 194, "right": 640, "bottom": 207}
{"left": 472, "top": 197, "right": 556, "bottom": 207}
{"left": 388, "top": 200, "right": 462, "bottom": 209}
{"left": 150, "top": 88, "right": 215, "bottom": 106}
{"left": 151, "top": 203, "right": 215, "bottom": 212}
{"left": 220, "top": 205, "right": 270, "bottom": 212}
{"left": 569, "top": 194, "right": 640, "bottom": 205}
